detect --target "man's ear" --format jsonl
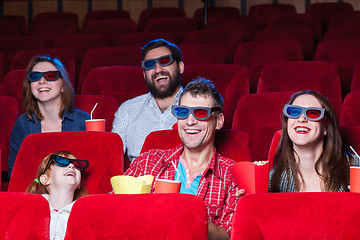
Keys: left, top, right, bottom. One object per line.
{"left": 40, "top": 174, "right": 51, "bottom": 186}
{"left": 179, "top": 61, "right": 184, "bottom": 74}
{"left": 216, "top": 113, "right": 224, "bottom": 130}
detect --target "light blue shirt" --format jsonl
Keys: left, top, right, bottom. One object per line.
{"left": 112, "top": 88, "right": 182, "bottom": 162}
{"left": 175, "top": 158, "right": 201, "bottom": 195}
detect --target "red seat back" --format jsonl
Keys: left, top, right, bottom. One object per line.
{"left": 315, "top": 39, "right": 360, "bottom": 98}
{"left": 179, "top": 44, "right": 225, "bottom": 65}
{"left": 80, "top": 66, "right": 148, "bottom": 105}
{"left": 137, "top": 7, "right": 186, "bottom": 32}
{"left": 0, "top": 192, "right": 50, "bottom": 240}
{"left": 0, "top": 96, "right": 18, "bottom": 172}
{"left": 78, "top": 46, "right": 142, "bottom": 94}
{"left": 232, "top": 192, "right": 360, "bottom": 239}
{"left": 75, "top": 95, "right": 119, "bottom": 132}
{"left": 257, "top": 61, "right": 342, "bottom": 118}
{"left": 8, "top": 131, "right": 124, "bottom": 194}
{"left": 144, "top": 17, "right": 197, "bottom": 44}
{"left": 248, "top": 3, "right": 296, "bottom": 30}
{"left": 0, "top": 69, "right": 26, "bottom": 113}
{"left": 234, "top": 40, "right": 303, "bottom": 93}
{"left": 340, "top": 92, "right": 360, "bottom": 127}
{"left": 65, "top": 194, "right": 208, "bottom": 240}
{"left": 232, "top": 92, "right": 293, "bottom": 161}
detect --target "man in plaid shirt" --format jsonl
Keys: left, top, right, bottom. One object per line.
{"left": 126, "top": 78, "right": 239, "bottom": 239}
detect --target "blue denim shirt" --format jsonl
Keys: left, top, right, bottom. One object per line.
{"left": 8, "top": 108, "right": 90, "bottom": 177}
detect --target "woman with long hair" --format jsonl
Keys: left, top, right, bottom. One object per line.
{"left": 8, "top": 55, "right": 90, "bottom": 177}
{"left": 270, "top": 90, "right": 358, "bottom": 192}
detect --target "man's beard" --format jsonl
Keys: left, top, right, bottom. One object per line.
{"left": 146, "top": 69, "right": 181, "bottom": 99}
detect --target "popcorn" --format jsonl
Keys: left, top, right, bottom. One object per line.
{"left": 252, "top": 160, "right": 269, "bottom": 166}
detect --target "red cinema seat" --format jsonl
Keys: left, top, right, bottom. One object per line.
{"left": 184, "top": 29, "right": 243, "bottom": 63}
{"left": 340, "top": 126, "right": 360, "bottom": 154}
{"left": 0, "top": 192, "right": 50, "bottom": 239}
{"left": 10, "top": 48, "right": 76, "bottom": 89}
{"left": 267, "top": 129, "right": 282, "bottom": 168}
{"left": 8, "top": 131, "right": 124, "bottom": 194}
{"left": 116, "top": 32, "right": 175, "bottom": 47}
{"left": 141, "top": 129, "right": 251, "bottom": 163}
{"left": 0, "top": 96, "right": 17, "bottom": 173}
{"left": 29, "top": 12, "right": 79, "bottom": 48}
{"left": 179, "top": 44, "right": 225, "bottom": 65}
{"left": 65, "top": 194, "right": 208, "bottom": 240}
{"left": 233, "top": 40, "right": 303, "bottom": 93}
{"left": 323, "top": 27, "right": 360, "bottom": 41}
{"left": 181, "top": 64, "right": 249, "bottom": 129}
{"left": 257, "top": 61, "right": 342, "bottom": 118}
{"left": 306, "top": 2, "right": 353, "bottom": 33}
{"left": 0, "top": 69, "right": 26, "bottom": 113}
{"left": 78, "top": 46, "right": 142, "bottom": 94}
{"left": 248, "top": 3, "right": 296, "bottom": 30}
{"left": 231, "top": 193, "right": 360, "bottom": 239}
{"left": 193, "top": 6, "right": 240, "bottom": 29}
{"left": 232, "top": 92, "right": 293, "bottom": 161}
{"left": 0, "top": 36, "right": 44, "bottom": 74}
{"left": 0, "top": 52, "right": 3, "bottom": 80}
{"left": 144, "top": 17, "right": 197, "bottom": 44}
{"left": 266, "top": 13, "right": 322, "bottom": 43}
{"left": 80, "top": 66, "right": 148, "bottom": 105}
{"left": 205, "top": 15, "right": 257, "bottom": 42}
{"left": 0, "top": 15, "right": 27, "bottom": 35}
{"left": 340, "top": 91, "right": 360, "bottom": 127}
{"left": 0, "top": 22, "right": 21, "bottom": 37}
{"left": 53, "top": 34, "right": 109, "bottom": 84}
{"left": 351, "top": 62, "right": 360, "bottom": 92}
{"left": 82, "top": 9, "right": 131, "bottom": 30}
{"left": 329, "top": 11, "right": 360, "bottom": 29}
{"left": 82, "top": 19, "right": 137, "bottom": 46}
{"left": 315, "top": 39, "right": 360, "bottom": 98}
{"left": 137, "top": 7, "right": 186, "bottom": 32}
{"left": 255, "top": 28, "right": 315, "bottom": 60}
{"left": 75, "top": 95, "right": 119, "bottom": 132}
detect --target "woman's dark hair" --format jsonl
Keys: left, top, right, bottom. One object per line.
{"left": 270, "top": 90, "right": 350, "bottom": 192}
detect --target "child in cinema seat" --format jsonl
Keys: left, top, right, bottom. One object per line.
{"left": 26, "top": 151, "right": 89, "bottom": 240}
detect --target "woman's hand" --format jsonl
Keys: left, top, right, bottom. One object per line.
{"left": 235, "top": 189, "right": 245, "bottom": 199}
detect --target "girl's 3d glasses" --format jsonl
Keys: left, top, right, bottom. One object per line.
{"left": 283, "top": 104, "right": 325, "bottom": 121}
{"left": 141, "top": 54, "right": 173, "bottom": 70}
{"left": 27, "top": 71, "right": 61, "bottom": 82}
{"left": 41, "top": 154, "right": 89, "bottom": 175}
{"left": 172, "top": 105, "right": 222, "bottom": 121}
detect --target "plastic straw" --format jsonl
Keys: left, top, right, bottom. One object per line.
{"left": 171, "top": 161, "right": 180, "bottom": 181}
{"left": 90, "top": 103, "right": 98, "bottom": 120}
{"left": 350, "top": 146, "right": 360, "bottom": 160}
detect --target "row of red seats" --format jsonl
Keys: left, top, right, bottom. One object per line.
{"left": 3, "top": 191, "right": 360, "bottom": 239}
{"left": 1, "top": 36, "right": 360, "bottom": 95}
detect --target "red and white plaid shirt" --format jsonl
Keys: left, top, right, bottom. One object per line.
{"left": 125, "top": 144, "right": 239, "bottom": 235}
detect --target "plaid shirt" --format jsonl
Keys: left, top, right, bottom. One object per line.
{"left": 125, "top": 144, "right": 239, "bottom": 235}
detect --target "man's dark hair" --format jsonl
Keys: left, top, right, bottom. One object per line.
{"left": 141, "top": 38, "right": 182, "bottom": 63}
{"left": 181, "top": 77, "right": 224, "bottom": 109}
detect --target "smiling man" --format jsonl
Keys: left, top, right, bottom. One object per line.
{"left": 125, "top": 78, "right": 239, "bottom": 240}
{"left": 112, "top": 39, "right": 184, "bottom": 163}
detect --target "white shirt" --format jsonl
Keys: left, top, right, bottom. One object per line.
{"left": 112, "top": 89, "right": 182, "bottom": 162}
{"left": 42, "top": 194, "right": 75, "bottom": 240}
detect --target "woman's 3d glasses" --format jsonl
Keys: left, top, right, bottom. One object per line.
{"left": 172, "top": 105, "right": 222, "bottom": 121}
{"left": 141, "top": 54, "right": 173, "bottom": 70}
{"left": 41, "top": 154, "right": 89, "bottom": 175}
{"left": 27, "top": 71, "right": 61, "bottom": 82}
{"left": 283, "top": 104, "right": 325, "bottom": 121}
